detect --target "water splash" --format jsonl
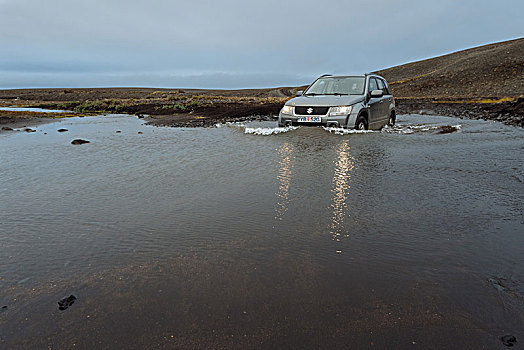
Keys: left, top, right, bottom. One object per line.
{"left": 382, "top": 124, "right": 461, "bottom": 134}
{"left": 244, "top": 126, "right": 300, "bottom": 135}
{"left": 323, "top": 127, "right": 376, "bottom": 135}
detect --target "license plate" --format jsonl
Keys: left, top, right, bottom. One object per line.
{"left": 297, "top": 116, "right": 321, "bottom": 123}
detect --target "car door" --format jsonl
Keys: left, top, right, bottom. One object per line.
{"left": 381, "top": 78, "right": 394, "bottom": 121}
{"left": 367, "top": 77, "right": 381, "bottom": 129}
{"left": 376, "top": 78, "right": 389, "bottom": 125}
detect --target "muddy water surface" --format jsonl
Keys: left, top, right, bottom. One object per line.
{"left": 1, "top": 114, "right": 523, "bottom": 349}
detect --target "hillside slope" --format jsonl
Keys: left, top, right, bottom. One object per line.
{"left": 375, "top": 38, "right": 524, "bottom": 98}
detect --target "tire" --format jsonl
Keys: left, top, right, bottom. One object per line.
{"left": 355, "top": 115, "right": 368, "bottom": 130}
{"left": 388, "top": 112, "right": 396, "bottom": 126}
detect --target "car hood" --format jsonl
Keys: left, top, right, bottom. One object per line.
{"left": 286, "top": 95, "right": 364, "bottom": 107}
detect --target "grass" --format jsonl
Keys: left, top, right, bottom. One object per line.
{"left": 433, "top": 97, "right": 515, "bottom": 104}
{"left": 12, "top": 93, "right": 289, "bottom": 117}
{"left": 159, "top": 100, "right": 202, "bottom": 112}
{"left": 71, "top": 99, "right": 138, "bottom": 113}
{"left": 41, "top": 99, "right": 146, "bottom": 114}
{"left": 390, "top": 72, "right": 435, "bottom": 85}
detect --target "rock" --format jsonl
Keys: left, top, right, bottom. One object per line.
{"left": 437, "top": 125, "right": 459, "bottom": 134}
{"left": 116, "top": 130, "right": 121, "bottom": 133}
{"left": 500, "top": 334, "right": 517, "bottom": 347}
{"left": 1, "top": 305, "right": 7, "bottom": 313}
{"left": 58, "top": 295, "right": 77, "bottom": 310}
{"left": 24, "top": 128, "right": 36, "bottom": 133}
{"left": 57, "top": 128, "right": 68, "bottom": 132}
{"left": 71, "top": 139, "right": 90, "bottom": 145}
{"left": 1, "top": 126, "right": 13, "bottom": 131}
{"left": 138, "top": 131, "right": 143, "bottom": 134}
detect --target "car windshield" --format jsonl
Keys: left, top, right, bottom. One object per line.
{"left": 305, "top": 77, "right": 365, "bottom": 96}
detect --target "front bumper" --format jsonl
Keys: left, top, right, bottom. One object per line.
{"left": 278, "top": 109, "right": 357, "bottom": 128}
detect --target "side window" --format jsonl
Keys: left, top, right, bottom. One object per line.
{"left": 376, "top": 78, "right": 385, "bottom": 93}
{"left": 379, "top": 79, "right": 390, "bottom": 95}
{"left": 368, "top": 78, "right": 378, "bottom": 92}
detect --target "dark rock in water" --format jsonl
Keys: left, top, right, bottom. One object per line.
{"left": 24, "top": 128, "right": 36, "bottom": 133}
{"left": 1, "top": 126, "right": 13, "bottom": 131}
{"left": 44, "top": 132, "right": 47, "bottom": 135}
{"left": 71, "top": 139, "right": 90, "bottom": 145}
{"left": 437, "top": 125, "right": 459, "bottom": 134}
{"left": 137, "top": 114, "right": 144, "bottom": 118}
{"left": 116, "top": 130, "right": 121, "bottom": 133}
{"left": 57, "top": 128, "right": 68, "bottom": 132}
{"left": 1, "top": 305, "right": 7, "bottom": 313}
{"left": 58, "top": 295, "right": 76, "bottom": 310}
{"left": 138, "top": 131, "right": 143, "bottom": 134}
{"left": 500, "top": 334, "right": 517, "bottom": 347}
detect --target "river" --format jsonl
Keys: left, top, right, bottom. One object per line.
{"left": 1, "top": 114, "right": 523, "bottom": 348}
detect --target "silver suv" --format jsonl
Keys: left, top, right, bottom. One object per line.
{"left": 278, "top": 74, "right": 395, "bottom": 130}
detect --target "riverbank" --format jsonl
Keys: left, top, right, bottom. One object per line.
{"left": 395, "top": 96, "right": 524, "bottom": 127}
{"left": 0, "top": 110, "right": 89, "bottom": 133}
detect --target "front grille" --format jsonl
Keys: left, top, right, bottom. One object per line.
{"left": 295, "top": 106, "right": 329, "bottom": 115}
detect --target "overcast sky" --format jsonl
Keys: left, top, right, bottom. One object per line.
{"left": 1, "top": 0, "right": 522, "bottom": 89}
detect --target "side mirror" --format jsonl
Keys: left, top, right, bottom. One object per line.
{"left": 370, "top": 89, "right": 383, "bottom": 98}
{"left": 296, "top": 90, "right": 303, "bottom": 96}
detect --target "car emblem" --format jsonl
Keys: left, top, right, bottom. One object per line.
{"left": 307, "top": 108, "right": 313, "bottom": 114}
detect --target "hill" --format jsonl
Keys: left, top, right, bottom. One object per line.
{"left": 375, "top": 37, "right": 524, "bottom": 98}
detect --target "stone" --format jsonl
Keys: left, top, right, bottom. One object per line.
{"left": 71, "top": 139, "right": 90, "bottom": 145}
{"left": 57, "top": 129, "right": 68, "bottom": 132}
{"left": 58, "top": 295, "right": 77, "bottom": 310}
{"left": 500, "top": 334, "right": 517, "bottom": 347}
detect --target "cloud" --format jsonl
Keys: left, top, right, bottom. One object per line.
{"left": 1, "top": 0, "right": 523, "bottom": 88}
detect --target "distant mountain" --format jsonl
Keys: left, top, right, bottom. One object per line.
{"left": 375, "top": 38, "right": 524, "bottom": 98}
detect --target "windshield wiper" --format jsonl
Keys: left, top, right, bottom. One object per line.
{"left": 325, "top": 93, "right": 349, "bottom": 96}
{"left": 304, "top": 92, "right": 322, "bottom": 96}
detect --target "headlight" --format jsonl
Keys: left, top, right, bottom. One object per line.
{"left": 330, "top": 105, "right": 352, "bottom": 116}
{"left": 281, "top": 105, "right": 293, "bottom": 115}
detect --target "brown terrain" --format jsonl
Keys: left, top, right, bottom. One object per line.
{"left": 0, "top": 38, "right": 522, "bottom": 128}
{"left": 375, "top": 37, "right": 524, "bottom": 126}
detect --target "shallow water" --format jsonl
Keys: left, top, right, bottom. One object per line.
{"left": 1, "top": 114, "right": 523, "bottom": 348}
{"left": 0, "top": 106, "right": 72, "bottom": 113}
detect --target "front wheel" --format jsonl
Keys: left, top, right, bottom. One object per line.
{"left": 388, "top": 112, "right": 396, "bottom": 126}
{"left": 355, "top": 116, "right": 368, "bottom": 130}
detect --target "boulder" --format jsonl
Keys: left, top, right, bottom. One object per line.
{"left": 71, "top": 139, "right": 90, "bottom": 145}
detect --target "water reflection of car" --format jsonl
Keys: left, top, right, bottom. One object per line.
{"left": 278, "top": 74, "right": 396, "bottom": 130}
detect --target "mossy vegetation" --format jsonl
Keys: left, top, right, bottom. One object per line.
{"left": 433, "top": 97, "right": 515, "bottom": 104}
{"left": 71, "top": 99, "right": 139, "bottom": 113}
